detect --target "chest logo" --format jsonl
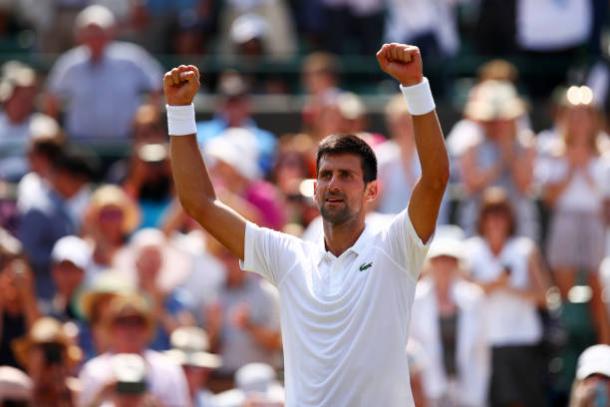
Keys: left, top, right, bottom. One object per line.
{"left": 359, "top": 262, "right": 373, "bottom": 272}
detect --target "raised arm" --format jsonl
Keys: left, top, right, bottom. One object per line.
{"left": 376, "top": 44, "right": 449, "bottom": 243}
{"left": 165, "top": 65, "right": 246, "bottom": 259}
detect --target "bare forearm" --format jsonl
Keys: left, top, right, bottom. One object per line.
{"left": 170, "top": 135, "right": 216, "bottom": 215}
{"left": 412, "top": 111, "right": 449, "bottom": 188}
{"left": 246, "top": 324, "right": 282, "bottom": 350}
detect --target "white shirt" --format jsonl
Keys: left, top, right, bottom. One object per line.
{"left": 77, "top": 350, "right": 190, "bottom": 407}
{"left": 241, "top": 209, "right": 431, "bottom": 406}
{"left": 465, "top": 236, "right": 542, "bottom": 346}
{"left": 517, "top": 0, "right": 591, "bottom": 51}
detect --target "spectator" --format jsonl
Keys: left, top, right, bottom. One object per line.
{"left": 42, "top": 235, "right": 91, "bottom": 322}
{"left": 458, "top": 80, "right": 539, "bottom": 240}
{"left": 205, "top": 131, "right": 286, "bottom": 230}
{"left": 0, "top": 231, "right": 39, "bottom": 369}
{"left": 121, "top": 143, "right": 174, "bottom": 229}
{"left": 82, "top": 184, "right": 139, "bottom": 276}
{"left": 196, "top": 72, "right": 277, "bottom": 176}
{"left": 44, "top": 5, "right": 163, "bottom": 140}
{"left": 217, "top": 0, "right": 297, "bottom": 61}
{"left": 113, "top": 228, "right": 195, "bottom": 350}
{"left": 18, "top": 145, "right": 94, "bottom": 299}
{"left": 77, "top": 272, "right": 136, "bottom": 359}
{"left": 165, "top": 327, "right": 222, "bottom": 407}
{"left": 78, "top": 294, "right": 190, "bottom": 407}
{"left": 0, "top": 365, "right": 32, "bottom": 406}
{"left": 464, "top": 188, "right": 548, "bottom": 407}
{"left": 406, "top": 340, "right": 428, "bottom": 407}
{"left": 12, "top": 317, "right": 81, "bottom": 406}
{"left": 375, "top": 94, "right": 420, "bottom": 214}
{"left": 569, "top": 344, "right": 610, "bottom": 407}
{"left": 214, "top": 363, "right": 284, "bottom": 407}
{"left": 16, "top": 119, "right": 64, "bottom": 216}
{"left": 301, "top": 52, "right": 342, "bottom": 134}
{"left": 205, "top": 241, "right": 281, "bottom": 383}
{"left": 538, "top": 87, "right": 610, "bottom": 343}
{"left": 410, "top": 234, "right": 489, "bottom": 406}
{"left": 0, "top": 62, "right": 39, "bottom": 181}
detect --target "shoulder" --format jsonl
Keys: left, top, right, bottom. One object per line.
{"left": 507, "top": 236, "right": 536, "bottom": 256}
{"left": 54, "top": 47, "right": 88, "bottom": 68}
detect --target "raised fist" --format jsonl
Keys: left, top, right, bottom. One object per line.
{"left": 163, "top": 65, "right": 200, "bottom": 106}
{"left": 376, "top": 43, "right": 423, "bottom": 87}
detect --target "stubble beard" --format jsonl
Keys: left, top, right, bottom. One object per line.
{"left": 320, "top": 202, "right": 353, "bottom": 225}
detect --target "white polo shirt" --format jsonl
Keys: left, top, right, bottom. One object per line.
{"left": 241, "top": 209, "right": 430, "bottom": 406}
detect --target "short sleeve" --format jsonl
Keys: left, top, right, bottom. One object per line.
{"left": 240, "top": 222, "right": 302, "bottom": 286}
{"left": 47, "top": 54, "right": 74, "bottom": 97}
{"left": 382, "top": 209, "right": 432, "bottom": 281}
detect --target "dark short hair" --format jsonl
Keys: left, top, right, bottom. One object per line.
{"left": 316, "top": 134, "right": 377, "bottom": 183}
{"left": 51, "top": 144, "right": 99, "bottom": 181}
{"left": 476, "top": 187, "right": 516, "bottom": 236}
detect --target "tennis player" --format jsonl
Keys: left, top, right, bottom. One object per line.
{"left": 165, "top": 43, "right": 449, "bottom": 406}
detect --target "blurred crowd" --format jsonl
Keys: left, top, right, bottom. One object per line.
{"left": 0, "top": 1, "right": 609, "bottom": 407}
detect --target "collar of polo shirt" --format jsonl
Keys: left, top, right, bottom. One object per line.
{"left": 315, "top": 224, "right": 373, "bottom": 265}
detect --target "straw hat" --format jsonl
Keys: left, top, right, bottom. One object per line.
{"left": 78, "top": 271, "right": 136, "bottom": 322}
{"left": 12, "top": 317, "right": 82, "bottom": 368}
{"left": 464, "top": 80, "right": 526, "bottom": 122}
{"left": 86, "top": 185, "right": 140, "bottom": 234}
{"left": 101, "top": 294, "right": 156, "bottom": 337}
{"left": 113, "top": 228, "right": 194, "bottom": 293}
{"left": 165, "top": 327, "right": 222, "bottom": 369}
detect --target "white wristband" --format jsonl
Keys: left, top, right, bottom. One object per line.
{"left": 399, "top": 77, "right": 436, "bottom": 116}
{"left": 166, "top": 104, "right": 197, "bottom": 136}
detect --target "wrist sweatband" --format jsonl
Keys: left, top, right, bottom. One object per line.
{"left": 399, "top": 77, "right": 436, "bottom": 116}
{"left": 166, "top": 104, "right": 197, "bottom": 136}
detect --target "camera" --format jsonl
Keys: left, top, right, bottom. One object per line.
{"left": 111, "top": 354, "right": 148, "bottom": 395}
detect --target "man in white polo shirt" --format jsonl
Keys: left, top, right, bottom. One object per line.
{"left": 165, "top": 43, "right": 449, "bottom": 406}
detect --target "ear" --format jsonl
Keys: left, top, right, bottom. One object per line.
{"left": 313, "top": 180, "right": 318, "bottom": 195}
{"left": 364, "top": 180, "right": 379, "bottom": 203}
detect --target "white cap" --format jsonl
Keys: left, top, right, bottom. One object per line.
{"left": 75, "top": 5, "right": 116, "bottom": 31}
{"left": 0, "top": 366, "right": 32, "bottom": 402}
{"left": 427, "top": 237, "right": 463, "bottom": 261}
{"left": 576, "top": 344, "right": 610, "bottom": 379}
{"left": 51, "top": 235, "right": 91, "bottom": 270}
{"left": 235, "top": 363, "right": 276, "bottom": 394}
{"left": 230, "top": 13, "right": 267, "bottom": 44}
{"left": 205, "top": 128, "right": 261, "bottom": 180}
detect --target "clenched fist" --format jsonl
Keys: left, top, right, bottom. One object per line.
{"left": 163, "top": 65, "right": 200, "bottom": 106}
{"left": 376, "top": 43, "right": 423, "bottom": 87}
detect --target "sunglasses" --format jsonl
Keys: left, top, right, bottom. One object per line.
{"left": 112, "top": 315, "right": 147, "bottom": 328}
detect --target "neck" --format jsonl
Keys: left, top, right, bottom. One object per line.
{"left": 322, "top": 217, "right": 365, "bottom": 257}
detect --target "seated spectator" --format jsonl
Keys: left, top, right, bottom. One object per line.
{"left": 0, "top": 62, "right": 39, "bottom": 181}
{"left": 77, "top": 272, "right": 136, "bottom": 360}
{"left": 78, "top": 294, "right": 189, "bottom": 407}
{"left": 0, "top": 365, "right": 32, "bottom": 406}
{"left": 12, "top": 317, "right": 81, "bottom": 406}
{"left": 18, "top": 145, "right": 95, "bottom": 299}
{"left": 569, "top": 344, "right": 610, "bottom": 407}
{"left": 375, "top": 94, "right": 420, "bottom": 214}
{"left": 301, "top": 52, "right": 342, "bottom": 134}
{"left": 214, "top": 363, "right": 284, "bottom": 407}
{"left": 538, "top": 86, "right": 610, "bottom": 343}
{"left": 0, "top": 231, "right": 39, "bottom": 369}
{"left": 410, "top": 234, "right": 489, "bottom": 406}
{"left": 464, "top": 188, "right": 548, "bottom": 407}
{"left": 121, "top": 143, "right": 174, "bottom": 229}
{"left": 82, "top": 185, "right": 140, "bottom": 277}
{"left": 196, "top": 72, "right": 277, "bottom": 176}
{"left": 165, "top": 327, "right": 222, "bottom": 407}
{"left": 458, "top": 80, "right": 539, "bottom": 240}
{"left": 114, "top": 228, "right": 195, "bottom": 350}
{"left": 42, "top": 235, "right": 91, "bottom": 322}
{"left": 205, "top": 241, "right": 281, "bottom": 383}
{"left": 44, "top": 5, "right": 163, "bottom": 140}
{"left": 206, "top": 131, "right": 286, "bottom": 230}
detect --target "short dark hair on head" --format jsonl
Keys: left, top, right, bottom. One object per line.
{"left": 316, "top": 134, "right": 377, "bottom": 183}
{"left": 476, "top": 187, "right": 516, "bottom": 236}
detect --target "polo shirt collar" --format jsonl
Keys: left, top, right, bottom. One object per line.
{"left": 315, "top": 225, "right": 372, "bottom": 266}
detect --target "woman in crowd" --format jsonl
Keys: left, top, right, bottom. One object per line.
{"left": 464, "top": 187, "right": 548, "bottom": 407}
{"left": 410, "top": 233, "right": 489, "bottom": 407}
{"left": 539, "top": 87, "right": 610, "bottom": 343}
{"left": 82, "top": 185, "right": 140, "bottom": 278}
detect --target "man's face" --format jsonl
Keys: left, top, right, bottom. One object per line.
{"left": 314, "top": 154, "right": 376, "bottom": 225}
{"left": 110, "top": 314, "right": 149, "bottom": 353}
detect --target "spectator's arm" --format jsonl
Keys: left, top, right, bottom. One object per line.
{"left": 510, "top": 146, "right": 535, "bottom": 194}
{"left": 543, "top": 165, "right": 575, "bottom": 207}
{"left": 42, "top": 92, "right": 62, "bottom": 119}
{"left": 244, "top": 323, "right": 282, "bottom": 351}
{"left": 460, "top": 146, "right": 502, "bottom": 193}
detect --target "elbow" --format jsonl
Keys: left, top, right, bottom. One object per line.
{"left": 425, "top": 162, "right": 450, "bottom": 192}
{"left": 178, "top": 195, "right": 210, "bottom": 221}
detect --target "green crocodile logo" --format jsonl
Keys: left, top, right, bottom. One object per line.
{"left": 359, "top": 262, "right": 373, "bottom": 272}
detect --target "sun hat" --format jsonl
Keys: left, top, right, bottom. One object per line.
{"left": 165, "top": 327, "right": 222, "bottom": 369}
{"left": 576, "top": 344, "right": 610, "bottom": 379}
{"left": 86, "top": 185, "right": 140, "bottom": 234}
{"left": 464, "top": 80, "right": 527, "bottom": 122}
